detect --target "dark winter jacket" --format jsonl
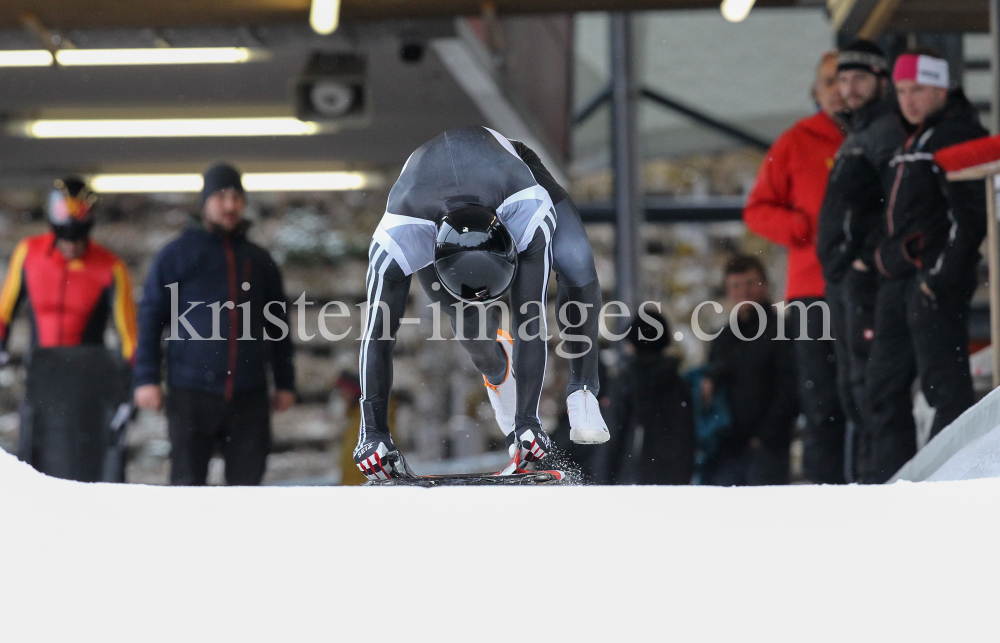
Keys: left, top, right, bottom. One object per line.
{"left": 705, "top": 307, "right": 797, "bottom": 457}
{"left": 134, "top": 219, "right": 295, "bottom": 398}
{"left": 874, "top": 89, "right": 988, "bottom": 294}
{"left": 608, "top": 353, "right": 695, "bottom": 485}
{"left": 817, "top": 96, "right": 906, "bottom": 283}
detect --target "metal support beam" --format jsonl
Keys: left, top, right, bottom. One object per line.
{"left": 578, "top": 197, "right": 744, "bottom": 223}
{"left": 573, "top": 85, "right": 772, "bottom": 151}
{"left": 640, "top": 87, "right": 772, "bottom": 151}
{"left": 610, "top": 12, "right": 641, "bottom": 318}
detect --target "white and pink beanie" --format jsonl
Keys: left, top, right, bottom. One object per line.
{"left": 892, "top": 53, "right": 950, "bottom": 89}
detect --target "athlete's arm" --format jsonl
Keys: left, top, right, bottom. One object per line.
{"left": 354, "top": 253, "right": 413, "bottom": 479}
{"left": 358, "top": 254, "right": 411, "bottom": 439}
{"left": 0, "top": 240, "right": 29, "bottom": 353}
{"left": 133, "top": 250, "right": 173, "bottom": 391}
{"left": 262, "top": 254, "right": 296, "bottom": 396}
{"left": 108, "top": 259, "right": 139, "bottom": 365}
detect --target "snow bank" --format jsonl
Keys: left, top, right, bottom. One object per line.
{"left": 893, "top": 384, "right": 1000, "bottom": 482}
{"left": 1, "top": 450, "right": 997, "bottom": 642}
{"left": 928, "top": 423, "right": 1000, "bottom": 481}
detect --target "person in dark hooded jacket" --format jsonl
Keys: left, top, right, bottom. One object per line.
{"left": 605, "top": 309, "right": 695, "bottom": 485}
{"left": 702, "top": 256, "right": 798, "bottom": 486}
{"left": 864, "top": 49, "right": 988, "bottom": 483}
{"left": 816, "top": 40, "right": 906, "bottom": 480}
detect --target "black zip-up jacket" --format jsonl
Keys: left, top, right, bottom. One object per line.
{"left": 607, "top": 353, "right": 695, "bottom": 485}
{"left": 705, "top": 307, "right": 798, "bottom": 456}
{"left": 817, "top": 96, "right": 906, "bottom": 283}
{"left": 874, "top": 89, "right": 988, "bottom": 292}
{"left": 134, "top": 219, "right": 295, "bottom": 398}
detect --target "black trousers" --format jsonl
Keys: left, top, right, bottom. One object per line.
{"left": 166, "top": 388, "right": 272, "bottom": 486}
{"left": 864, "top": 275, "right": 975, "bottom": 484}
{"left": 787, "top": 297, "right": 846, "bottom": 484}
{"left": 826, "top": 269, "right": 878, "bottom": 479}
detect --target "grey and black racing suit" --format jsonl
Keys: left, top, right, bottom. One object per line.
{"left": 355, "top": 126, "right": 601, "bottom": 472}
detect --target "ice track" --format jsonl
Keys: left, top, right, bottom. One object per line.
{"left": 1, "top": 449, "right": 997, "bottom": 642}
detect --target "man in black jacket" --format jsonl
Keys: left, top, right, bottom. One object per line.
{"left": 702, "top": 256, "right": 798, "bottom": 485}
{"left": 865, "top": 50, "right": 988, "bottom": 483}
{"left": 816, "top": 40, "right": 906, "bottom": 480}
{"left": 133, "top": 164, "right": 296, "bottom": 485}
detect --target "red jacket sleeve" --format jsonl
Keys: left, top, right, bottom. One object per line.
{"left": 743, "top": 133, "right": 812, "bottom": 248}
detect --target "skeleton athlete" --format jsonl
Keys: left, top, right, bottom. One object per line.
{"left": 355, "top": 126, "right": 609, "bottom": 480}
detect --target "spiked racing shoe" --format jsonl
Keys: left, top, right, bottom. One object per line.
{"left": 568, "top": 387, "right": 610, "bottom": 444}
{"left": 353, "top": 433, "right": 413, "bottom": 481}
{"left": 484, "top": 330, "right": 517, "bottom": 437}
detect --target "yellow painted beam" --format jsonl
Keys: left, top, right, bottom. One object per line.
{"left": 858, "top": 0, "right": 904, "bottom": 39}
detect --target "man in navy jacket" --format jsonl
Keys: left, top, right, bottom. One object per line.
{"left": 133, "top": 164, "right": 295, "bottom": 485}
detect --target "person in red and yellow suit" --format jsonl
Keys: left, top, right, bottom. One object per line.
{"left": 743, "top": 51, "right": 849, "bottom": 484}
{"left": 0, "top": 178, "right": 137, "bottom": 363}
{"left": 0, "top": 178, "right": 138, "bottom": 477}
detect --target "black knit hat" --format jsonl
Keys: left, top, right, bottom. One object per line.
{"left": 201, "top": 163, "right": 244, "bottom": 205}
{"left": 838, "top": 40, "right": 889, "bottom": 77}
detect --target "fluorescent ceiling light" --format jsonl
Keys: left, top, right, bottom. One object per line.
{"left": 89, "top": 172, "right": 382, "bottom": 193}
{"left": 90, "top": 174, "right": 204, "bottom": 193}
{"left": 0, "top": 48, "right": 265, "bottom": 68}
{"left": 55, "top": 47, "right": 265, "bottom": 66}
{"left": 310, "top": 0, "right": 341, "bottom": 35}
{"left": 244, "top": 172, "right": 375, "bottom": 191}
{"left": 0, "top": 50, "right": 54, "bottom": 67}
{"left": 720, "top": 0, "right": 756, "bottom": 23}
{"left": 16, "top": 117, "right": 319, "bottom": 138}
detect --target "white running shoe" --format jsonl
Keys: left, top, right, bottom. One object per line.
{"left": 568, "top": 387, "right": 610, "bottom": 444}
{"left": 484, "top": 330, "right": 516, "bottom": 437}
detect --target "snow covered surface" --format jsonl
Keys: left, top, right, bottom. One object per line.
{"left": 2, "top": 450, "right": 998, "bottom": 642}
{"left": 928, "top": 423, "right": 1000, "bottom": 481}
{"left": 893, "top": 384, "right": 1000, "bottom": 482}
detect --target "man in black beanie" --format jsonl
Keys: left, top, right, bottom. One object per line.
{"left": 816, "top": 40, "right": 906, "bottom": 482}
{"left": 134, "top": 163, "right": 296, "bottom": 485}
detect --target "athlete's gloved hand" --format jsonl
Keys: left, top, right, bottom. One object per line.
{"left": 505, "top": 425, "right": 552, "bottom": 463}
{"left": 353, "top": 433, "right": 412, "bottom": 481}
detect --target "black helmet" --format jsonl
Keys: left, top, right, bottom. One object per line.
{"left": 48, "top": 177, "right": 96, "bottom": 241}
{"left": 434, "top": 205, "right": 517, "bottom": 303}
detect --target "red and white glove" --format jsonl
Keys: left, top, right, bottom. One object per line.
{"left": 505, "top": 425, "right": 551, "bottom": 464}
{"left": 353, "top": 433, "right": 411, "bottom": 481}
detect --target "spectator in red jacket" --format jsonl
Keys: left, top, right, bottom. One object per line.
{"left": 743, "top": 51, "right": 849, "bottom": 484}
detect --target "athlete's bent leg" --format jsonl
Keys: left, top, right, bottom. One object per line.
{"left": 550, "top": 198, "right": 608, "bottom": 444}
{"left": 551, "top": 198, "right": 600, "bottom": 394}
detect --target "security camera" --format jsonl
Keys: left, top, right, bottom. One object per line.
{"left": 295, "top": 52, "right": 369, "bottom": 125}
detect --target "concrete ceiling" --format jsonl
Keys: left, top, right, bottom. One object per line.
{"left": 1, "top": 1, "right": 806, "bottom": 29}
{"left": 0, "top": 23, "right": 492, "bottom": 184}
{"left": 830, "top": 0, "right": 989, "bottom": 37}
{"left": 0, "top": 1, "right": 818, "bottom": 185}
